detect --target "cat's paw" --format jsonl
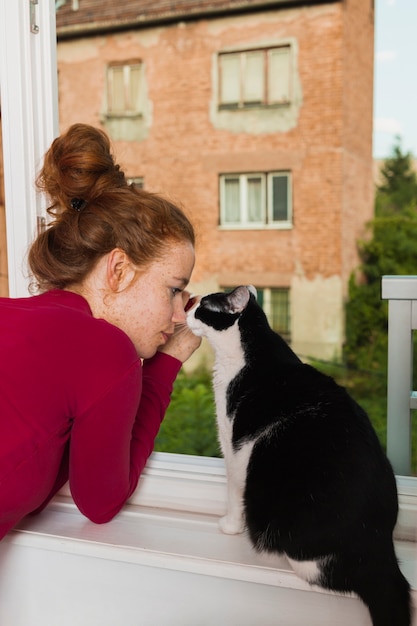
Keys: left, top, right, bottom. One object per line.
{"left": 219, "top": 514, "right": 245, "bottom": 535}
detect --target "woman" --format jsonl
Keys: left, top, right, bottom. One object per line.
{"left": 0, "top": 123, "right": 201, "bottom": 539}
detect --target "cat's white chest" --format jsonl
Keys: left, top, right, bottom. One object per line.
{"left": 212, "top": 321, "right": 245, "bottom": 404}
{"left": 212, "top": 370, "right": 233, "bottom": 448}
{"left": 212, "top": 336, "right": 251, "bottom": 535}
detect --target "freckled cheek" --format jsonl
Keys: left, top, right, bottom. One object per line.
{"left": 158, "top": 297, "right": 175, "bottom": 321}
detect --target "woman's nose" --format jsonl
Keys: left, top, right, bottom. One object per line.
{"left": 172, "top": 297, "right": 187, "bottom": 323}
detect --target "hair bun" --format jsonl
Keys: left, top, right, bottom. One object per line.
{"left": 36, "top": 123, "right": 126, "bottom": 214}
{"left": 70, "top": 198, "right": 87, "bottom": 212}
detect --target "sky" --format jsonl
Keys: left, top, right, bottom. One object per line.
{"left": 373, "top": 0, "right": 417, "bottom": 159}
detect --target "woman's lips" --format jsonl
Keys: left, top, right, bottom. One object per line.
{"left": 161, "top": 332, "right": 173, "bottom": 344}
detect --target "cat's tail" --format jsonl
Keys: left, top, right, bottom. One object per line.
{"left": 359, "top": 565, "right": 411, "bottom": 626}
{"left": 323, "top": 543, "right": 411, "bottom": 626}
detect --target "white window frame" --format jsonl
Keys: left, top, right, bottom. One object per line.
{"left": 219, "top": 171, "right": 292, "bottom": 229}
{"left": 220, "top": 173, "right": 265, "bottom": 228}
{"left": 0, "top": 0, "right": 59, "bottom": 297}
{"left": 0, "top": 6, "right": 416, "bottom": 579}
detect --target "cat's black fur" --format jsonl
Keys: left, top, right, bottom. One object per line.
{"left": 187, "top": 286, "right": 411, "bottom": 626}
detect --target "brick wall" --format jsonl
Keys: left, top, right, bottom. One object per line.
{"left": 0, "top": 0, "right": 374, "bottom": 358}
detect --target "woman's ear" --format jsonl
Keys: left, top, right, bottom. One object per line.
{"left": 106, "top": 248, "right": 136, "bottom": 292}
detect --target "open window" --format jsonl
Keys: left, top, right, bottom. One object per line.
{"left": 0, "top": 0, "right": 416, "bottom": 539}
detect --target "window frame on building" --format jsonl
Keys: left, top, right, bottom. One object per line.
{"left": 222, "top": 285, "right": 291, "bottom": 342}
{"left": 126, "top": 176, "right": 144, "bottom": 189}
{"left": 106, "top": 60, "right": 143, "bottom": 118}
{"left": 257, "top": 287, "right": 291, "bottom": 342}
{"left": 219, "top": 171, "right": 292, "bottom": 229}
{"left": 218, "top": 44, "right": 292, "bottom": 109}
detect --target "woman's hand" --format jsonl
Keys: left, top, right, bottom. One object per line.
{"left": 158, "top": 292, "right": 201, "bottom": 363}
{"left": 159, "top": 322, "right": 202, "bottom": 363}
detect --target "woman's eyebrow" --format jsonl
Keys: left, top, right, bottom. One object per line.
{"left": 173, "top": 277, "right": 189, "bottom": 287}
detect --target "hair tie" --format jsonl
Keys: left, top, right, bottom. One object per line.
{"left": 70, "top": 197, "right": 87, "bottom": 212}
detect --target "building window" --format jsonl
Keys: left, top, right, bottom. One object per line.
{"left": 127, "top": 176, "right": 144, "bottom": 189}
{"left": 106, "top": 61, "right": 143, "bottom": 116}
{"left": 257, "top": 287, "right": 291, "bottom": 341}
{"left": 222, "top": 286, "right": 291, "bottom": 341}
{"left": 219, "top": 172, "right": 292, "bottom": 228}
{"left": 218, "top": 45, "right": 291, "bottom": 109}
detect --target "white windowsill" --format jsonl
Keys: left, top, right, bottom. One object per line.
{"left": 2, "top": 452, "right": 416, "bottom": 625}
{"left": 218, "top": 223, "right": 293, "bottom": 231}
{"left": 12, "top": 451, "right": 417, "bottom": 563}
{"left": 19, "top": 449, "right": 417, "bottom": 543}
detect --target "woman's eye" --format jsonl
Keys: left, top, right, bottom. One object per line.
{"left": 171, "top": 287, "right": 182, "bottom": 296}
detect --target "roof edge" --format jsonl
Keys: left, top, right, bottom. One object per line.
{"left": 56, "top": 0, "right": 343, "bottom": 41}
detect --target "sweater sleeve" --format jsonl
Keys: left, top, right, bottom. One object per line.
{"left": 69, "top": 352, "right": 181, "bottom": 524}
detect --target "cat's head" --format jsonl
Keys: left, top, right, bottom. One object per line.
{"left": 186, "top": 286, "right": 257, "bottom": 344}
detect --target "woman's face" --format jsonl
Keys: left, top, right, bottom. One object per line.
{"left": 109, "top": 240, "right": 196, "bottom": 359}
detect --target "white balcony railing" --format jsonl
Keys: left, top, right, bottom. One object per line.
{"left": 382, "top": 275, "right": 417, "bottom": 476}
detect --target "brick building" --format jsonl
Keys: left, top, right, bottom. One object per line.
{"left": 2, "top": 0, "right": 375, "bottom": 360}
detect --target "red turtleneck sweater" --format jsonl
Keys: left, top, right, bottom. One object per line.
{"left": 0, "top": 289, "right": 180, "bottom": 539}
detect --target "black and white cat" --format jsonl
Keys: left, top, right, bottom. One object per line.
{"left": 187, "top": 286, "right": 411, "bottom": 626}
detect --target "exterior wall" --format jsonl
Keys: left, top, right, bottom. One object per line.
{"left": 340, "top": 0, "right": 375, "bottom": 286}
{"left": 0, "top": 0, "right": 373, "bottom": 360}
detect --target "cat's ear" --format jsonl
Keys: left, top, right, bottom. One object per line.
{"left": 227, "top": 286, "right": 253, "bottom": 313}
{"left": 247, "top": 285, "right": 257, "bottom": 299}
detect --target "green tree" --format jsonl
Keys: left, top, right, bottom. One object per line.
{"left": 154, "top": 369, "right": 219, "bottom": 457}
{"left": 345, "top": 140, "right": 417, "bottom": 373}
{"left": 376, "top": 137, "right": 417, "bottom": 216}
{"left": 344, "top": 141, "right": 417, "bottom": 460}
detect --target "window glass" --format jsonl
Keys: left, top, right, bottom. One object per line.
{"left": 270, "top": 288, "right": 291, "bottom": 339}
{"left": 247, "top": 176, "right": 263, "bottom": 222}
{"left": 268, "top": 47, "right": 291, "bottom": 103}
{"left": 219, "top": 54, "right": 240, "bottom": 105}
{"left": 258, "top": 287, "right": 291, "bottom": 340}
{"left": 128, "top": 64, "right": 142, "bottom": 113}
{"left": 271, "top": 174, "right": 289, "bottom": 222}
{"left": 223, "top": 177, "right": 240, "bottom": 222}
{"left": 243, "top": 51, "right": 264, "bottom": 104}
{"left": 108, "top": 66, "right": 125, "bottom": 113}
